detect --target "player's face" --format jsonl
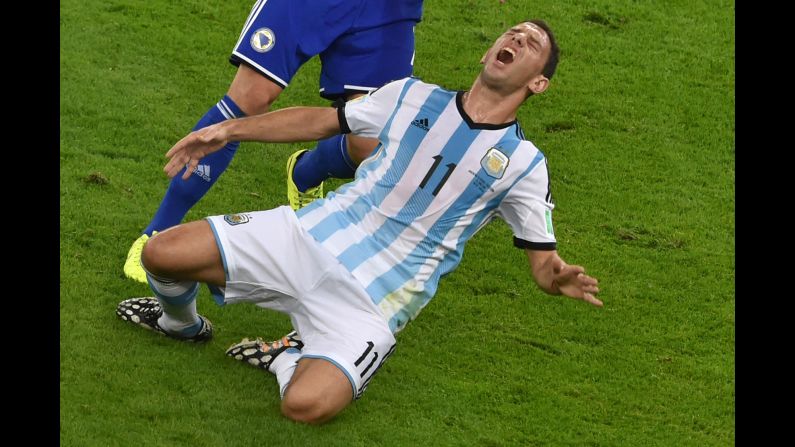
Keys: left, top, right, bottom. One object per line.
{"left": 480, "top": 22, "right": 552, "bottom": 95}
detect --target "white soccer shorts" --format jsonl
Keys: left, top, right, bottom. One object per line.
{"left": 206, "top": 206, "right": 396, "bottom": 398}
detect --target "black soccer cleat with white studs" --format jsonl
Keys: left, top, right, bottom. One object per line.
{"left": 116, "top": 297, "right": 213, "bottom": 343}
{"left": 226, "top": 330, "right": 303, "bottom": 372}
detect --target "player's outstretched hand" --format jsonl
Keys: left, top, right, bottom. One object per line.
{"left": 552, "top": 259, "right": 602, "bottom": 307}
{"left": 164, "top": 124, "right": 230, "bottom": 180}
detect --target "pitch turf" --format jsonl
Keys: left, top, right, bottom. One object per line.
{"left": 60, "top": 0, "right": 734, "bottom": 445}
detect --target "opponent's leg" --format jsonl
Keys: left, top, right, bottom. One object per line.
{"left": 287, "top": 17, "right": 416, "bottom": 209}
{"left": 286, "top": 95, "right": 379, "bottom": 210}
{"left": 287, "top": 134, "right": 360, "bottom": 210}
{"left": 124, "top": 65, "right": 282, "bottom": 283}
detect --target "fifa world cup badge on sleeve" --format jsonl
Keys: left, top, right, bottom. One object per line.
{"left": 224, "top": 213, "right": 251, "bottom": 226}
{"left": 481, "top": 147, "right": 509, "bottom": 179}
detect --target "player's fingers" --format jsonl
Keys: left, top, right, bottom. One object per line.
{"left": 568, "top": 265, "right": 585, "bottom": 276}
{"left": 181, "top": 159, "right": 196, "bottom": 180}
{"left": 583, "top": 293, "right": 603, "bottom": 307}
{"left": 163, "top": 157, "right": 182, "bottom": 178}
{"left": 165, "top": 137, "right": 189, "bottom": 158}
{"left": 164, "top": 150, "right": 188, "bottom": 176}
{"left": 577, "top": 274, "right": 598, "bottom": 286}
{"left": 165, "top": 145, "right": 179, "bottom": 158}
{"left": 584, "top": 285, "right": 600, "bottom": 294}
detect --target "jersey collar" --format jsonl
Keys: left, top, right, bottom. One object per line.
{"left": 456, "top": 91, "right": 518, "bottom": 130}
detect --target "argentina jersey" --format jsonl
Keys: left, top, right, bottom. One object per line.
{"left": 296, "top": 78, "right": 556, "bottom": 333}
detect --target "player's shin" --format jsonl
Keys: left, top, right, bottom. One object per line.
{"left": 143, "top": 95, "right": 246, "bottom": 235}
{"left": 271, "top": 350, "right": 302, "bottom": 399}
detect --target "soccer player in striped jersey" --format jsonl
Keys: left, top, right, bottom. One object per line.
{"left": 117, "top": 20, "right": 602, "bottom": 424}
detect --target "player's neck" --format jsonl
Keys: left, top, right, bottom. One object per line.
{"left": 462, "top": 81, "right": 523, "bottom": 125}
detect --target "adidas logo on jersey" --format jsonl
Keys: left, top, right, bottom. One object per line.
{"left": 193, "top": 164, "right": 211, "bottom": 182}
{"left": 411, "top": 117, "right": 430, "bottom": 131}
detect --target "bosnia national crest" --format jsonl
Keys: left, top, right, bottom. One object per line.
{"left": 480, "top": 147, "right": 509, "bottom": 179}
{"left": 250, "top": 28, "right": 275, "bottom": 53}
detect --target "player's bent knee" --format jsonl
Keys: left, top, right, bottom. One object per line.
{"left": 140, "top": 235, "right": 170, "bottom": 276}
{"left": 280, "top": 396, "right": 326, "bottom": 424}
{"left": 280, "top": 387, "right": 344, "bottom": 424}
{"left": 235, "top": 95, "right": 274, "bottom": 116}
{"left": 228, "top": 65, "right": 282, "bottom": 115}
{"left": 140, "top": 231, "right": 189, "bottom": 277}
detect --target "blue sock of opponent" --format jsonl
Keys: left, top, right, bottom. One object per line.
{"left": 292, "top": 134, "right": 357, "bottom": 192}
{"left": 143, "top": 96, "right": 245, "bottom": 235}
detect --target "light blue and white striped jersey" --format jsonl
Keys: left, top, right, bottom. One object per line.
{"left": 296, "top": 78, "right": 556, "bottom": 333}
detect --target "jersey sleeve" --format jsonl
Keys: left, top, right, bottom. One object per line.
{"left": 497, "top": 157, "right": 557, "bottom": 251}
{"left": 339, "top": 78, "right": 409, "bottom": 138}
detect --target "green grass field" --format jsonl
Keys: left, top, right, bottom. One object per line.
{"left": 60, "top": 0, "right": 734, "bottom": 445}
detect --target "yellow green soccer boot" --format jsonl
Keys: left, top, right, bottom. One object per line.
{"left": 123, "top": 231, "right": 156, "bottom": 283}
{"left": 286, "top": 149, "right": 324, "bottom": 210}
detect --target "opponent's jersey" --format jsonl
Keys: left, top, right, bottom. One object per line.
{"left": 296, "top": 78, "right": 556, "bottom": 333}
{"left": 355, "top": 0, "right": 423, "bottom": 29}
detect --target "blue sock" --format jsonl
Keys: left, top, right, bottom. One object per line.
{"left": 292, "top": 134, "right": 357, "bottom": 192}
{"left": 143, "top": 96, "right": 245, "bottom": 235}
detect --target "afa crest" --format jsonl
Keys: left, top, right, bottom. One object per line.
{"left": 224, "top": 213, "right": 251, "bottom": 226}
{"left": 250, "top": 28, "right": 275, "bottom": 53}
{"left": 480, "top": 147, "right": 509, "bottom": 179}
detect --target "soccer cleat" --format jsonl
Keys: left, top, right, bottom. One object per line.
{"left": 116, "top": 297, "right": 213, "bottom": 342}
{"left": 286, "top": 149, "right": 324, "bottom": 210}
{"left": 226, "top": 331, "right": 303, "bottom": 372}
{"left": 123, "top": 232, "right": 157, "bottom": 284}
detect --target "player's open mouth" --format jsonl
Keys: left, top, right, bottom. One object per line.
{"left": 497, "top": 48, "right": 516, "bottom": 64}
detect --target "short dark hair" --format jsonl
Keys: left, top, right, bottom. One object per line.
{"left": 527, "top": 19, "right": 560, "bottom": 80}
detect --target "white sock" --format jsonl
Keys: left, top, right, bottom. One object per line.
{"left": 270, "top": 349, "right": 302, "bottom": 399}
{"left": 146, "top": 272, "right": 201, "bottom": 335}
{"left": 158, "top": 299, "right": 200, "bottom": 334}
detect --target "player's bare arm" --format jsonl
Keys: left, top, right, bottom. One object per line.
{"left": 165, "top": 107, "right": 340, "bottom": 180}
{"left": 525, "top": 249, "right": 602, "bottom": 307}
